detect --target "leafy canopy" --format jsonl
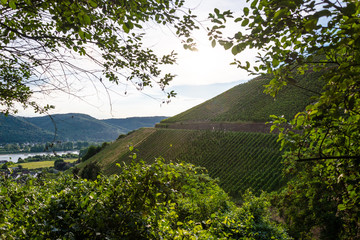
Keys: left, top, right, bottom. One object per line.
{"left": 0, "top": 0, "right": 198, "bottom": 114}
{"left": 208, "top": 0, "right": 360, "bottom": 238}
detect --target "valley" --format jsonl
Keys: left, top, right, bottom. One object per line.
{"left": 1, "top": 0, "right": 358, "bottom": 238}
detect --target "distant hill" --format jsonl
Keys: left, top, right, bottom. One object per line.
{"left": 0, "top": 113, "right": 167, "bottom": 144}
{"left": 103, "top": 116, "right": 167, "bottom": 131}
{"left": 0, "top": 114, "right": 53, "bottom": 144}
{"left": 24, "top": 113, "right": 124, "bottom": 142}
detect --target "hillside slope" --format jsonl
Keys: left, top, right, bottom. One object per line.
{"left": 84, "top": 128, "right": 285, "bottom": 198}
{"left": 162, "top": 72, "right": 323, "bottom": 124}
{"left": 0, "top": 114, "right": 53, "bottom": 144}
{"left": 82, "top": 74, "right": 323, "bottom": 198}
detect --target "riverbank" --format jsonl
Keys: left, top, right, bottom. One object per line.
{"left": 0, "top": 150, "right": 79, "bottom": 163}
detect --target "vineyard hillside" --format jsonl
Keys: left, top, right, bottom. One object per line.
{"left": 83, "top": 128, "right": 285, "bottom": 198}
{"left": 81, "top": 74, "right": 324, "bottom": 198}
{"left": 161, "top": 72, "right": 323, "bottom": 124}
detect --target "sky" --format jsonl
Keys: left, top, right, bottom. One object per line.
{"left": 17, "top": 0, "right": 255, "bottom": 119}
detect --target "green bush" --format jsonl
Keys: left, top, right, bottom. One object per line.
{"left": 54, "top": 159, "right": 71, "bottom": 171}
{"left": 81, "top": 142, "right": 109, "bottom": 162}
{"left": 79, "top": 161, "right": 102, "bottom": 180}
{"left": 0, "top": 159, "right": 290, "bottom": 239}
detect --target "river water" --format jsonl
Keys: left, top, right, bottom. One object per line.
{"left": 0, "top": 150, "right": 79, "bottom": 163}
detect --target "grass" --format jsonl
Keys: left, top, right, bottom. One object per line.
{"left": 16, "top": 159, "right": 77, "bottom": 169}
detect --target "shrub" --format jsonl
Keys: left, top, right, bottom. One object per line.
{"left": 0, "top": 159, "right": 290, "bottom": 239}
{"left": 54, "top": 159, "right": 71, "bottom": 171}
{"left": 81, "top": 142, "right": 109, "bottom": 162}
{"left": 79, "top": 161, "right": 102, "bottom": 180}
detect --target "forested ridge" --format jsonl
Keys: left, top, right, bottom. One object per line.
{"left": 0, "top": 113, "right": 166, "bottom": 144}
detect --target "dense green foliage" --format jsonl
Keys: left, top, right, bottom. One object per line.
{"left": 53, "top": 159, "right": 71, "bottom": 171}
{"left": 162, "top": 73, "right": 323, "bottom": 123}
{"left": 78, "top": 161, "right": 102, "bottom": 180}
{"left": 81, "top": 142, "right": 109, "bottom": 162}
{"left": 209, "top": 0, "right": 360, "bottom": 237}
{"left": 0, "top": 159, "right": 289, "bottom": 239}
{"left": 0, "top": 0, "right": 197, "bottom": 114}
{"left": 86, "top": 129, "right": 285, "bottom": 198}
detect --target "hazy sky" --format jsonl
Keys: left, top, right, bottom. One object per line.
{"left": 18, "top": 0, "right": 255, "bottom": 119}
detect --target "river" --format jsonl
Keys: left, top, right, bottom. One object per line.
{"left": 0, "top": 150, "right": 79, "bottom": 163}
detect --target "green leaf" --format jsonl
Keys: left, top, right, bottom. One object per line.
{"left": 231, "top": 45, "right": 239, "bottom": 55}
{"left": 9, "top": 0, "right": 16, "bottom": 9}
{"left": 273, "top": 9, "right": 287, "bottom": 21}
{"left": 243, "top": 7, "right": 249, "bottom": 16}
{"left": 224, "top": 42, "right": 233, "bottom": 50}
{"left": 234, "top": 17, "right": 242, "bottom": 23}
{"left": 272, "top": 58, "right": 279, "bottom": 67}
{"left": 250, "top": 0, "right": 258, "bottom": 8}
{"left": 1, "top": 0, "right": 8, "bottom": 5}
{"left": 78, "top": 29, "right": 85, "bottom": 39}
{"left": 270, "top": 124, "right": 277, "bottom": 132}
{"left": 211, "top": 39, "right": 216, "bottom": 48}
{"left": 84, "top": 14, "right": 91, "bottom": 25}
{"left": 338, "top": 204, "right": 346, "bottom": 211}
{"left": 304, "top": 18, "right": 318, "bottom": 32}
{"left": 88, "top": 0, "right": 97, "bottom": 8}
{"left": 231, "top": 43, "right": 245, "bottom": 55}
{"left": 122, "top": 23, "right": 129, "bottom": 33}
{"left": 241, "top": 18, "right": 249, "bottom": 27}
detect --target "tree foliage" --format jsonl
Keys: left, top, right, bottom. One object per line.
{"left": 79, "top": 160, "right": 101, "bottom": 180}
{"left": 0, "top": 0, "right": 198, "bottom": 114}
{"left": 209, "top": 0, "right": 360, "bottom": 238}
{"left": 0, "top": 159, "right": 290, "bottom": 239}
{"left": 81, "top": 142, "right": 108, "bottom": 162}
{"left": 54, "top": 158, "right": 71, "bottom": 171}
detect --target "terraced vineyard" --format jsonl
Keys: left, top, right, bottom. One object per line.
{"left": 175, "top": 131, "right": 285, "bottom": 198}
{"left": 101, "top": 129, "right": 197, "bottom": 175}
{"left": 96, "top": 129, "right": 286, "bottom": 198}
{"left": 162, "top": 72, "right": 324, "bottom": 123}
{"left": 81, "top": 73, "right": 323, "bottom": 198}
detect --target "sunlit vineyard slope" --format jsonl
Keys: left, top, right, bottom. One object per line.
{"left": 86, "top": 128, "right": 285, "bottom": 198}
{"left": 83, "top": 73, "right": 323, "bottom": 198}
{"left": 162, "top": 72, "right": 323, "bottom": 123}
